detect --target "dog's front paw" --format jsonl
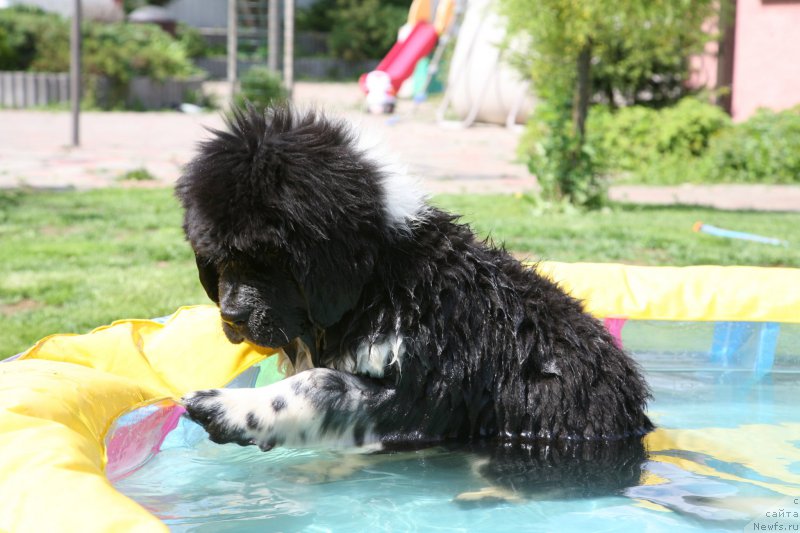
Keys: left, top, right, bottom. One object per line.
{"left": 182, "top": 389, "right": 264, "bottom": 448}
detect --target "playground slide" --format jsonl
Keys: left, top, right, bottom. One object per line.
{"left": 359, "top": 22, "right": 438, "bottom": 112}
{"left": 373, "top": 22, "right": 438, "bottom": 93}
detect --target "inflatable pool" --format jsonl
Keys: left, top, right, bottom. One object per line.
{"left": 2, "top": 262, "right": 799, "bottom": 531}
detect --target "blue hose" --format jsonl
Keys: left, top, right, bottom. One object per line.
{"left": 693, "top": 221, "right": 788, "bottom": 246}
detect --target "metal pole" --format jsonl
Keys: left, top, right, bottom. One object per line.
{"left": 283, "top": 0, "right": 294, "bottom": 98}
{"left": 268, "top": 0, "right": 280, "bottom": 72}
{"left": 227, "top": 0, "right": 238, "bottom": 100}
{"left": 70, "top": 0, "right": 81, "bottom": 147}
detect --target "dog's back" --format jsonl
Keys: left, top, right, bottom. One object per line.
{"left": 179, "top": 106, "right": 653, "bottom": 498}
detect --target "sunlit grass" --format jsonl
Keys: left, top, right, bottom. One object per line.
{"left": 2, "top": 188, "right": 798, "bottom": 358}
{"left": 432, "top": 194, "right": 799, "bottom": 267}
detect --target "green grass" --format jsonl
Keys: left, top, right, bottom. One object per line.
{"left": 117, "top": 167, "right": 157, "bottom": 182}
{"left": 432, "top": 194, "right": 799, "bottom": 267}
{"left": 2, "top": 188, "right": 799, "bottom": 359}
{"left": 0, "top": 188, "right": 208, "bottom": 358}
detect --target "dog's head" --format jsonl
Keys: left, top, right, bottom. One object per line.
{"left": 176, "top": 104, "right": 428, "bottom": 350}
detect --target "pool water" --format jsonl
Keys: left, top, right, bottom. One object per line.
{"left": 114, "top": 323, "right": 800, "bottom": 532}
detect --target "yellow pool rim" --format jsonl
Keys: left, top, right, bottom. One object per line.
{"left": 1, "top": 262, "right": 799, "bottom": 531}
{"left": 0, "top": 306, "right": 272, "bottom": 532}
{"left": 537, "top": 262, "right": 800, "bottom": 324}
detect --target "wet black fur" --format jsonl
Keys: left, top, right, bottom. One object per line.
{"left": 176, "top": 105, "right": 653, "bottom": 494}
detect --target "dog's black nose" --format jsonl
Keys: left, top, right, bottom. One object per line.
{"left": 220, "top": 307, "right": 251, "bottom": 327}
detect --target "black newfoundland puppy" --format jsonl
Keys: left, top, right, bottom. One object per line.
{"left": 177, "top": 105, "right": 653, "bottom": 495}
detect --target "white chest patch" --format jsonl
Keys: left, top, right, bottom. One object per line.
{"left": 336, "top": 334, "right": 406, "bottom": 378}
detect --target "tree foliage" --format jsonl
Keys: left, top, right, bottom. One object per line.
{"left": 297, "top": 0, "right": 409, "bottom": 61}
{"left": 0, "top": 6, "right": 196, "bottom": 108}
{"left": 328, "top": 0, "right": 408, "bottom": 61}
{"left": 0, "top": 6, "right": 68, "bottom": 71}
{"left": 235, "top": 66, "right": 288, "bottom": 110}
{"left": 499, "top": 0, "right": 720, "bottom": 207}
{"left": 502, "top": 0, "right": 718, "bottom": 107}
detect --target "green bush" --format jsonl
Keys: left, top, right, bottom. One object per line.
{"left": 123, "top": 0, "right": 171, "bottom": 14}
{"left": 703, "top": 107, "right": 800, "bottom": 184}
{"left": 588, "top": 105, "right": 660, "bottom": 174}
{"left": 296, "top": 0, "right": 336, "bottom": 32}
{"left": 80, "top": 22, "right": 197, "bottom": 108}
{"left": 235, "top": 67, "right": 287, "bottom": 110}
{"left": 500, "top": 0, "right": 719, "bottom": 207}
{"left": 118, "top": 167, "right": 157, "bottom": 182}
{"left": 0, "top": 25, "right": 15, "bottom": 70}
{"left": 175, "top": 22, "right": 209, "bottom": 59}
{"left": 589, "top": 99, "right": 731, "bottom": 170}
{"left": 523, "top": 99, "right": 607, "bottom": 209}
{"left": 296, "top": 0, "right": 409, "bottom": 60}
{"left": 0, "top": 7, "right": 197, "bottom": 108}
{"left": 589, "top": 100, "right": 800, "bottom": 184}
{"left": 0, "top": 6, "right": 68, "bottom": 71}
{"left": 328, "top": 0, "right": 408, "bottom": 61}
{"left": 588, "top": 99, "right": 731, "bottom": 183}
{"left": 82, "top": 23, "right": 195, "bottom": 82}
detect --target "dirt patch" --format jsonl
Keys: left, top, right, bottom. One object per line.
{"left": 0, "top": 298, "right": 43, "bottom": 316}
{"left": 39, "top": 225, "right": 78, "bottom": 237}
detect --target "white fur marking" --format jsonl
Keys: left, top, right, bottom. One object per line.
{"left": 186, "top": 372, "right": 379, "bottom": 450}
{"left": 275, "top": 339, "right": 315, "bottom": 377}
{"left": 353, "top": 334, "right": 405, "bottom": 378}
{"left": 354, "top": 125, "right": 429, "bottom": 231}
{"left": 378, "top": 169, "right": 429, "bottom": 230}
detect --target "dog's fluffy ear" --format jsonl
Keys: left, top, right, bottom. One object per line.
{"left": 295, "top": 238, "right": 376, "bottom": 329}
{"left": 303, "top": 272, "right": 366, "bottom": 329}
{"left": 195, "top": 255, "right": 220, "bottom": 303}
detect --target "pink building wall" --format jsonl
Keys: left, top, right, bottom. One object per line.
{"left": 730, "top": 0, "right": 800, "bottom": 121}
{"left": 689, "top": 0, "right": 800, "bottom": 121}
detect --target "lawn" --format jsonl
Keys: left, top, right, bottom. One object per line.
{"left": 1, "top": 188, "right": 798, "bottom": 358}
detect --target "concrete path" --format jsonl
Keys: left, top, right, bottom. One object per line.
{"left": 610, "top": 184, "right": 800, "bottom": 212}
{"left": 0, "top": 82, "right": 530, "bottom": 194}
{"left": 1, "top": 81, "right": 798, "bottom": 210}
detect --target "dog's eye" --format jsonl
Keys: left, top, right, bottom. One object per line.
{"left": 195, "top": 255, "right": 220, "bottom": 303}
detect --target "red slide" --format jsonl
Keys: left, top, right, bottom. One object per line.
{"left": 359, "top": 22, "right": 439, "bottom": 94}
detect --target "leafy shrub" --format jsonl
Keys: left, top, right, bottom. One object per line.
{"left": 118, "top": 167, "right": 156, "bottom": 181}
{"left": 704, "top": 107, "right": 800, "bottom": 184}
{"left": 328, "top": 0, "right": 408, "bottom": 61}
{"left": 501, "top": 0, "right": 719, "bottom": 207}
{"left": 296, "top": 0, "right": 409, "bottom": 60}
{"left": 523, "top": 99, "right": 607, "bottom": 208}
{"left": 296, "top": 0, "right": 336, "bottom": 32}
{"left": 0, "top": 24, "right": 15, "bottom": 69}
{"left": 588, "top": 99, "right": 731, "bottom": 183}
{"left": 123, "top": 0, "right": 171, "bottom": 14}
{"left": 175, "top": 22, "right": 209, "bottom": 59}
{"left": 588, "top": 105, "right": 660, "bottom": 174}
{"left": 589, "top": 99, "right": 731, "bottom": 168}
{"left": 82, "top": 22, "right": 196, "bottom": 107}
{"left": 0, "top": 7, "right": 197, "bottom": 108}
{"left": 589, "top": 100, "right": 800, "bottom": 184}
{"left": 83, "top": 22, "right": 194, "bottom": 81}
{"left": 235, "top": 67, "right": 287, "bottom": 110}
{"left": 0, "top": 6, "right": 69, "bottom": 71}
